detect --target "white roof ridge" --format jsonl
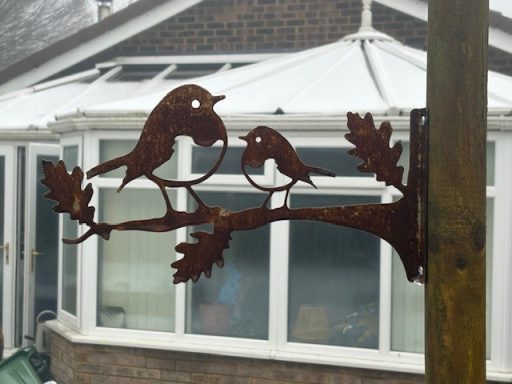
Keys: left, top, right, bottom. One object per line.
{"left": 341, "top": 29, "right": 395, "bottom": 42}
{"left": 363, "top": 40, "right": 396, "bottom": 108}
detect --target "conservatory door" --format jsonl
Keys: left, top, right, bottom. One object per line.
{"left": 24, "top": 144, "right": 60, "bottom": 339}
{"left": 0, "top": 146, "right": 15, "bottom": 348}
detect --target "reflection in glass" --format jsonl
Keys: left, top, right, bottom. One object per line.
{"left": 186, "top": 192, "right": 270, "bottom": 339}
{"left": 288, "top": 194, "right": 380, "bottom": 349}
{"left": 97, "top": 188, "right": 175, "bottom": 331}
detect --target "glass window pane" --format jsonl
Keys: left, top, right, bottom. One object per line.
{"left": 0, "top": 156, "right": 4, "bottom": 323}
{"left": 97, "top": 188, "right": 176, "bottom": 332}
{"left": 487, "top": 142, "right": 495, "bottom": 186}
{"left": 63, "top": 146, "right": 79, "bottom": 169}
{"left": 391, "top": 198, "right": 493, "bottom": 358}
{"left": 62, "top": 219, "right": 77, "bottom": 316}
{"left": 61, "top": 146, "right": 79, "bottom": 316}
{"left": 98, "top": 140, "right": 177, "bottom": 179}
{"left": 486, "top": 199, "right": 493, "bottom": 358}
{"left": 186, "top": 192, "right": 270, "bottom": 339}
{"left": 35, "top": 155, "right": 59, "bottom": 325}
{"left": 192, "top": 146, "right": 263, "bottom": 175}
{"left": 390, "top": 250, "right": 424, "bottom": 353}
{"left": 295, "top": 148, "right": 368, "bottom": 178}
{"left": 397, "top": 142, "right": 410, "bottom": 186}
{"left": 288, "top": 194, "right": 380, "bottom": 348}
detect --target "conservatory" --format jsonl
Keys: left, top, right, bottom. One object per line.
{"left": 2, "top": 22, "right": 512, "bottom": 380}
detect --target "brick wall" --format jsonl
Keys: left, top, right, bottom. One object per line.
{"left": 70, "top": 0, "right": 426, "bottom": 73}
{"left": 50, "top": 331, "right": 425, "bottom": 384}
{"left": 109, "top": 0, "right": 427, "bottom": 53}
{"left": 63, "top": 0, "right": 512, "bottom": 78}
{"left": 50, "top": 331, "right": 509, "bottom": 384}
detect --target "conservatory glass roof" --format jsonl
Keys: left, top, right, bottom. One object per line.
{"left": 0, "top": 54, "right": 277, "bottom": 130}
{"left": 1, "top": 27, "right": 512, "bottom": 132}
{"left": 73, "top": 30, "right": 512, "bottom": 118}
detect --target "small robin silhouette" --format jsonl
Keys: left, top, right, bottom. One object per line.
{"left": 87, "top": 84, "right": 226, "bottom": 208}
{"left": 239, "top": 126, "right": 335, "bottom": 207}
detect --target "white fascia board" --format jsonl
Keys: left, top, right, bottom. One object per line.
{"left": 0, "top": 0, "right": 204, "bottom": 94}
{"left": 49, "top": 114, "right": 512, "bottom": 136}
{"left": 112, "top": 53, "right": 285, "bottom": 65}
{"left": 375, "top": 0, "right": 512, "bottom": 54}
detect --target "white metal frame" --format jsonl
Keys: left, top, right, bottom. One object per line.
{"left": 0, "top": 145, "right": 16, "bottom": 349}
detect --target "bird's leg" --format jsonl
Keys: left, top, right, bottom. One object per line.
{"left": 148, "top": 174, "right": 173, "bottom": 213}
{"left": 283, "top": 187, "right": 292, "bottom": 209}
{"left": 261, "top": 192, "right": 274, "bottom": 209}
{"left": 160, "top": 185, "right": 173, "bottom": 213}
{"left": 187, "top": 186, "right": 206, "bottom": 208}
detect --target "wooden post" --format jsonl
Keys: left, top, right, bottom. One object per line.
{"left": 426, "top": 1, "right": 488, "bottom": 382}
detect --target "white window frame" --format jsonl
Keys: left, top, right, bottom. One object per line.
{"left": 60, "top": 125, "right": 512, "bottom": 381}
{"left": 58, "top": 135, "right": 83, "bottom": 330}
{"left": 0, "top": 144, "right": 16, "bottom": 349}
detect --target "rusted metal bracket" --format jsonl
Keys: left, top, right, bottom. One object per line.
{"left": 41, "top": 85, "right": 428, "bottom": 284}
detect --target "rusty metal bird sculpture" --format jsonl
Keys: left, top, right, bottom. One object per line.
{"left": 86, "top": 84, "right": 226, "bottom": 208}
{"left": 239, "top": 126, "right": 335, "bottom": 207}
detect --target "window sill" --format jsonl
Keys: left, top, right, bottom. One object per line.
{"left": 45, "top": 319, "right": 512, "bottom": 382}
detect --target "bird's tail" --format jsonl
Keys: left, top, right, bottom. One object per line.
{"left": 86, "top": 155, "right": 128, "bottom": 179}
{"left": 309, "top": 166, "right": 336, "bottom": 178}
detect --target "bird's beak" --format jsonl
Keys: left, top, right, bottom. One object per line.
{"left": 239, "top": 135, "right": 247, "bottom": 142}
{"left": 213, "top": 94, "right": 225, "bottom": 104}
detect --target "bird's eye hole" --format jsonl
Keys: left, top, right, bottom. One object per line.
{"left": 255, "top": 136, "right": 262, "bottom": 143}
{"left": 191, "top": 99, "right": 201, "bottom": 109}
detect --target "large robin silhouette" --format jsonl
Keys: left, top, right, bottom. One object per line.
{"left": 239, "top": 126, "right": 335, "bottom": 207}
{"left": 87, "top": 84, "right": 227, "bottom": 208}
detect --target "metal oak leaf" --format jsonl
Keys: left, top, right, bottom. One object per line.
{"left": 172, "top": 230, "right": 232, "bottom": 283}
{"left": 345, "top": 112, "right": 405, "bottom": 193}
{"left": 41, "top": 160, "right": 95, "bottom": 225}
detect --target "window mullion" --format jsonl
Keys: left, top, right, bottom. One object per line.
{"left": 174, "top": 139, "right": 190, "bottom": 339}
{"left": 379, "top": 191, "right": 393, "bottom": 355}
{"left": 269, "top": 218, "right": 290, "bottom": 350}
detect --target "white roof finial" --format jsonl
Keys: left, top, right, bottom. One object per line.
{"left": 341, "top": 0, "right": 394, "bottom": 41}
{"left": 359, "top": 0, "right": 373, "bottom": 33}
